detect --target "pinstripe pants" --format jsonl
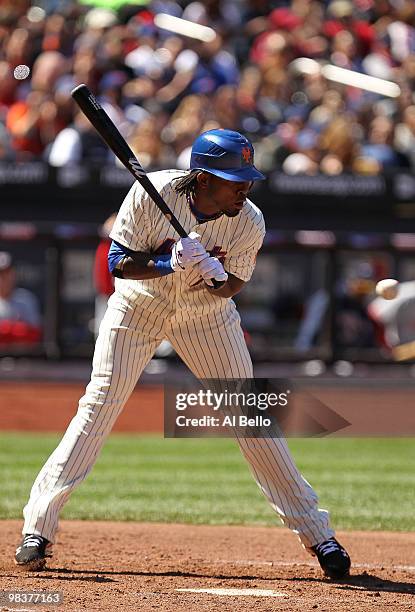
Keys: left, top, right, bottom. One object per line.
{"left": 23, "top": 293, "right": 334, "bottom": 548}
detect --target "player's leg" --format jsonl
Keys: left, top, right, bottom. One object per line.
{"left": 167, "top": 303, "right": 334, "bottom": 548}
{"left": 21, "top": 293, "right": 163, "bottom": 544}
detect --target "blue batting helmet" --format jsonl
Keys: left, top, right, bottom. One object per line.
{"left": 190, "top": 129, "right": 265, "bottom": 182}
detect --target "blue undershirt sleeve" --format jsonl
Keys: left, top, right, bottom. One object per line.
{"left": 107, "top": 241, "right": 173, "bottom": 276}
{"left": 108, "top": 240, "right": 131, "bottom": 274}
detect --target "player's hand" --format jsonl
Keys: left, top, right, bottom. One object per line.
{"left": 197, "top": 256, "right": 228, "bottom": 287}
{"left": 170, "top": 232, "right": 208, "bottom": 272}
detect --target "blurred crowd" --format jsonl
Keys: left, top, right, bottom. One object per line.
{"left": 0, "top": 251, "right": 42, "bottom": 347}
{"left": 1, "top": 0, "right": 415, "bottom": 176}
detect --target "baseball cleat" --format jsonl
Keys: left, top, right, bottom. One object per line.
{"left": 15, "top": 534, "right": 53, "bottom": 570}
{"left": 311, "top": 537, "right": 351, "bottom": 579}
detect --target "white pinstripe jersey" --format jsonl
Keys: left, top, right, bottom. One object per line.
{"left": 110, "top": 170, "right": 265, "bottom": 323}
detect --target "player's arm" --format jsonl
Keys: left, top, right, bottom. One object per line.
{"left": 114, "top": 253, "right": 172, "bottom": 280}
{"left": 108, "top": 240, "right": 170, "bottom": 279}
{"left": 206, "top": 273, "right": 245, "bottom": 298}
{"left": 108, "top": 237, "right": 207, "bottom": 280}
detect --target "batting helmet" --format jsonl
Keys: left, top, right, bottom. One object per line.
{"left": 190, "top": 129, "right": 265, "bottom": 182}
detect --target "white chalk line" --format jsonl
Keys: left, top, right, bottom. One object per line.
{"left": 176, "top": 588, "right": 288, "bottom": 598}
{"left": 212, "top": 558, "right": 415, "bottom": 573}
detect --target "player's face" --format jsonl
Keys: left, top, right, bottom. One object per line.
{"left": 206, "top": 175, "right": 253, "bottom": 217}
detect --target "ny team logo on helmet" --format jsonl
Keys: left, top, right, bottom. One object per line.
{"left": 190, "top": 129, "right": 265, "bottom": 183}
{"left": 241, "top": 146, "right": 253, "bottom": 165}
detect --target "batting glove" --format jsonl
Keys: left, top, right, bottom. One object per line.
{"left": 197, "top": 256, "right": 228, "bottom": 287}
{"left": 170, "top": 232, "right": 208, "bottom": 272}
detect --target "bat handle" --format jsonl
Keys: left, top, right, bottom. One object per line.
{"left": 207, "top": 279, "right": 226, "bottom": 290}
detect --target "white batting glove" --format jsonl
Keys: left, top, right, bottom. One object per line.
{"left": 170, "top": 231, "right": 208, "bottom": 272}
{"left": 197, "top": 256, "right": 228, "bottom": 287}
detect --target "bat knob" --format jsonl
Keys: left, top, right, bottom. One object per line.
{"left": 208, "top": 279, "right": 226, "bottom": 289}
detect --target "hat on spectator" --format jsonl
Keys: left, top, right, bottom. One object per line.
{"left": 99, "top": 70, "right": 128, "bottom": 91}
{"left": 54, "top": 75, "right": 76, "bottom": 96}
{"left": 83, "top": 8, "right": 118, "bottom": 29}
{"left": 284, "top": 105, "right": 309, "bottom": 121}
{"left": 296, "top": 129, "right": 318, "bottom": 150}
{"left": 129, "top": 9, "right": 157, "bottom": 37}
{"left": 269, "top": 8, "right": 303, "bottom": 31}
{"left": 282, "top": 153, "right": 315, "bottom": 175}
{"left": 327, "top": 0, "right": 353, "bottom": 18}
{"left": 0, "top": 252, "right": 12, "bottom": 271}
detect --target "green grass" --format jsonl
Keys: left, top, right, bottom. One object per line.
{"left": 1, "top": 434, "right": 414, "bottom": 531}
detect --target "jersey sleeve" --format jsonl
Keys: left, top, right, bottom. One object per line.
{"left": 109, "top": 181, "right": 153, "bottom": 251}
{"left": 224, "top": 210, "right": 266, "bottom": 282}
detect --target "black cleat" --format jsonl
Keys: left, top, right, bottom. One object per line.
{"left": 311, "top": 537, "right": 351, "bottom": 579}
{"left": 15, "top": 534, "right": 53, "bottom": 571}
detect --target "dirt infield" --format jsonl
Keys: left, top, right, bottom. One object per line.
{"left": 1, "top": 521, "right": 414, "bottom": 611}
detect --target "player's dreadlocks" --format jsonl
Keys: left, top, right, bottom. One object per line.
{"left": 173, "top": 170, "right": 202, "bottom": 200}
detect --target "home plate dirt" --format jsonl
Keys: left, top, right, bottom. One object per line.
{"left": 0, "top": 521, "right": 414, "bottom": 611}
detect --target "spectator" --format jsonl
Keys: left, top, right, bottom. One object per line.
{"left": 30, "top": 50, "right": 67, "bottom": 92}
{"left": 319, "top": 116, "right": 359, "bottom": 174}
{"left": 0, "top": 0, "right": 415, "bottom": 173}
{"left": 48, "top": 110, "right": 110, "bottom": 166}
{"left": 394, "top": 105, "right": 415, "bottom": 169}
{"left": 128, "top": 115, "right": 173, "bottom": 169}
{"left": 211, "top": 84, "right": 241, "bottom": 131}
{"left": 97, "top": 70, "right": 130, "bottom": 134}
{"left": 161, "top": 93, "right": 210, "bottom": 167}
{"left": 360, "top": 116, "right": 403, "bottom": 169}
{"left": 0, "top": 61, "right": 18, "bottom": 115}
{"left": 6, "top": 90, "right": 45, "bottom": 158}
{"left": 0, "top": 252, "right": 42, "bottom": 346}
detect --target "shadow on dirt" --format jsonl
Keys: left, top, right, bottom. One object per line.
{"left": 334, "top": 571, "right": 415, "bottom": 595}
{"left": 26, "top": 567, "right": 415, "bottom": 595}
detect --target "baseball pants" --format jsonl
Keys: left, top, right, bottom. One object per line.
{"left": 23, "top": 292, "right": 333, "bottom": 547}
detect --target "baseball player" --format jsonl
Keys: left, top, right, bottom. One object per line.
{"left": 15, "top": 129, "right": 350, "bottom": 579}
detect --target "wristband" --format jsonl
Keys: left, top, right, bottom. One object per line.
{"left": 153, "top": 254, "right": 174, "bottom": 276}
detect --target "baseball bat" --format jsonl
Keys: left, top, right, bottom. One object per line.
{"left": 71, "top": 84, "right": 224, "bottom": 288}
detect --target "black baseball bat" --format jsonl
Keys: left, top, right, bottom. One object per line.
{"left": 71, "top": 84, "right": 224, "bottom": 288}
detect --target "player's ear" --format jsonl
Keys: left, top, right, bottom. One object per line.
{"left": 196, "top": 171, "right": 211, "bottom": 190}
